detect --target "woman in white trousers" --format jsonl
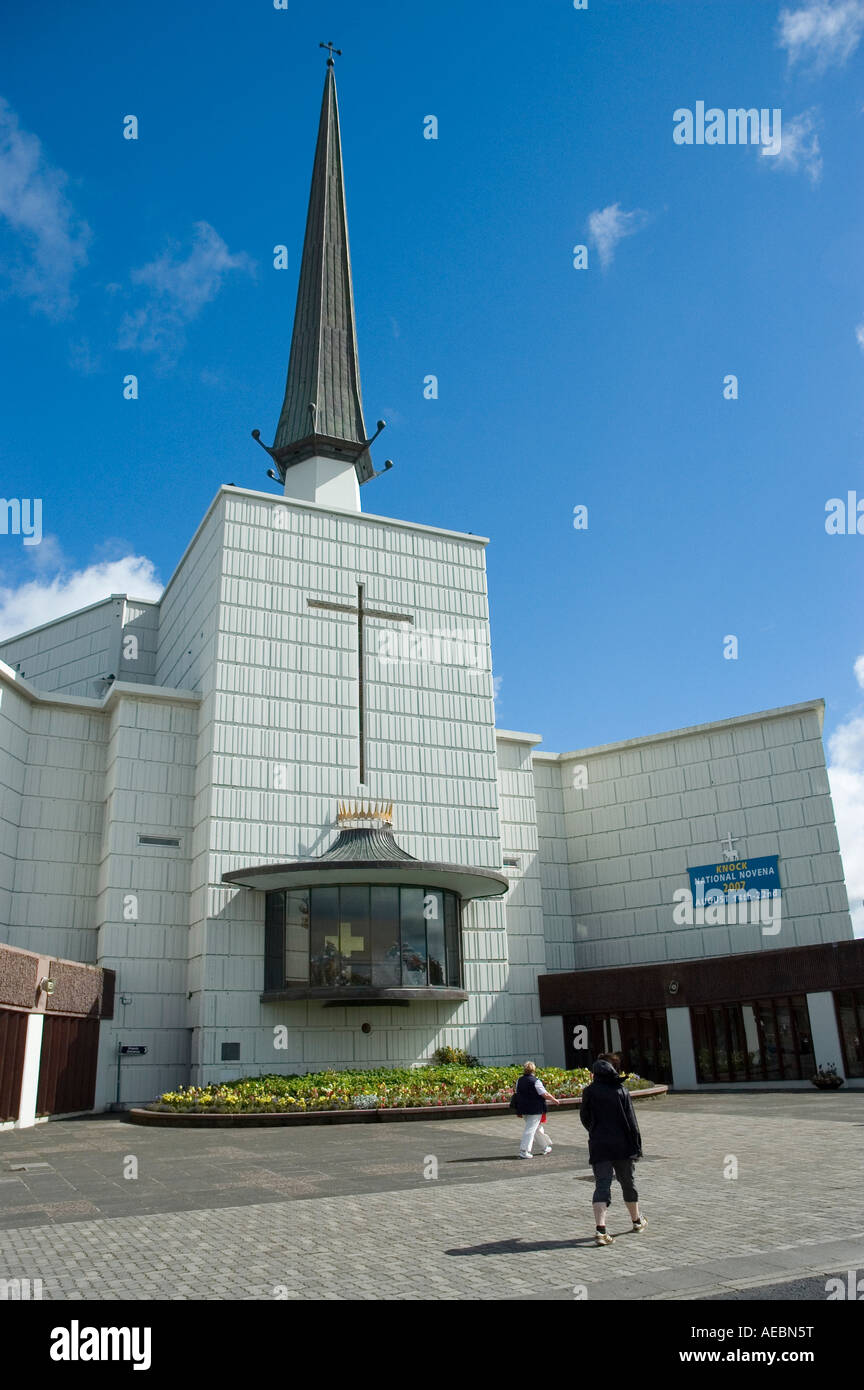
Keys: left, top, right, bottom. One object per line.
{"left": 514, "top": 1061, "right": 560, "bottom": 1157}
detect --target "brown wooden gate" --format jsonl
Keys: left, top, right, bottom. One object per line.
{"left": 0, "top": 1008, "right": 28, "bottom": 1121}
{"left": 36, "top": 1014, "right": 99, "bottom": 1116}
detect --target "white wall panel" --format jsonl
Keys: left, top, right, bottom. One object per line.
{"left": 534, "top": 702, "right": 854, "bottom": 979}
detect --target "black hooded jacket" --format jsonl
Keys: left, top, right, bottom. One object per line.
{"left": 579, "top": 1060, "right": 643, "bottom": 1164}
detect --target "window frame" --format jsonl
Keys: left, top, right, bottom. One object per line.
{"left": 264, "top": 883, "right": 463, "bottom": 993}
{"left": 689, "top": 995, "right": 814, "bottom": 1083}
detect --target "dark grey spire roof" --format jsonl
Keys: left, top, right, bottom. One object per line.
{"left": 273, "top": 64, "right": 369, "bottom": 469}
{"left": 317, "top": 826, "right": 418, "bottom": 864}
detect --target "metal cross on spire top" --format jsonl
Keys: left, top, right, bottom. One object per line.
{"left": 320, "top": 40, "right": 342, "bottom": 66}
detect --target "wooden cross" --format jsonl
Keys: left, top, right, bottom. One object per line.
{"left": 720, "top": 832, "right": 740, "bottom": 862}
{"left": 307, "top": 584, "right": 413, "bottom": 784}
{"left": 320, "top": 40, "right": 342, "bottom": 64}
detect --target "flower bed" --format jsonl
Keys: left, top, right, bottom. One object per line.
{"left": 148, "top": 1065, "right": 655, "bottom": 1115}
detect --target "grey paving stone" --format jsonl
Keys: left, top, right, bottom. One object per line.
{"left": 0, "top": 1092, "right": 862, "bottom": 1300}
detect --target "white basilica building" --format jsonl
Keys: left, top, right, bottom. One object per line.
{"left": 1, "top": 61, "right": 861, "bottom": 1126}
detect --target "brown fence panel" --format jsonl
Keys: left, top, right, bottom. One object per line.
{"left": 36, "top": 1015, "right": 99, "bottom": 1116}
{"left": 0, "top": 1008, "right": 28, "bottom": 1121}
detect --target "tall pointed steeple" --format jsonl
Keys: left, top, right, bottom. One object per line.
{"left": 253, "top": 49, "right": 390, "bottom": 512}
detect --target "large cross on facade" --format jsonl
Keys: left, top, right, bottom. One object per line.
{"left": 307, "top": 584, "right": 413, "bottom": 783}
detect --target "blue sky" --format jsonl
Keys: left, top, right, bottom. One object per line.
{"left": 1, "top": 0, "right": 863, "bottom": 915}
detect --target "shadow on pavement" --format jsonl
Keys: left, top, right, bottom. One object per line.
{"left": 446, "top": 1236, "right": 597, "bottom": 1256}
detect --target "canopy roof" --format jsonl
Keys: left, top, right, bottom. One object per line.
{"left": 222, "top": 826, "right": 510, "bottom": 901}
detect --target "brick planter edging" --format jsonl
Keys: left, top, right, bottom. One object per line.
{"left": 126, "top": 1084, "right": 668, "bottom": 1128}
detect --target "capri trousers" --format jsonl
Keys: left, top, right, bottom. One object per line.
{"left": 591, "top": 1159, "right": 638, "bottom": 1205}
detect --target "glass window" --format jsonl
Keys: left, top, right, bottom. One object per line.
{"left": 692, "top": 1008, "right": 714, "bottom": 1082}
{"left": 370, "top": 886, "right": 401, "bottom": 987}
{"left": 621, "top": 1017, "right": 643, "bottom": 1072}
{"left": 691, "top": 997, "right": 816, "bottom": 1083}
{"left": 728, "top": 1005, "right": 749, "bottom": 1081}
{"left": 756, "top": 1000, "right": 781, "bottom": 1080}
{"left": 284, "top": 890, "right": 309, "bottom": 985}
{"left": 775, "top": 1002, "right": 799, "bottom": 1079}
{"left": 711, "top": 1007, "right": 730, "bottom": 1081}
{"left": 425, "top": 890, "right": 446, "bottom": 986}
{"left": 337, "top": 885, "right": 370, "bottom": 986}
{"left": 836, "top": 989, "right": 864, "bottom": 1077}
{"left": 400, "top": 887, "right": 428, "bottom": 986}
{"left": 741, "top": 1004, "right": 763, "bottom": 1079}
{"left": 264, "top": 890, "right": 285, "bottom": 992}
{"left": 266, "top": 884, "right": 462, "bottom": 991}
{"left": 791, "top": 995, "right": 815, "bottom": 1078}
{"left": 638, "top": 1012, "right": 658, "bottom": 1080}
{"left": 444, "top": 893, "right": 461, "bottom": 988}
{"left": 310, "top": 886, "right": 339, "bottom": 986}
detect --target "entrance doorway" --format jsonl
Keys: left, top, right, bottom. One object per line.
{"left": 564, "top": 1009, "right": 673, "bottom": 1085}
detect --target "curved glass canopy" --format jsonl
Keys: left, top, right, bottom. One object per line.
{"left": 263, "top": 882, "right": 466, "bottom": 1000}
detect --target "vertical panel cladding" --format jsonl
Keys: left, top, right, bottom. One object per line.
{"left": 542, "top": 704, "right": 854, "bottom": 976}
{"left": 95, "top": 695, "right": 198, "bottom": 1096}
{"left": 8, "top": 703, "right": 106, "bottom": 960}
{"left": 118, "top": 601, "right": 160, "bottom": 684}
{"left": 0, "top": 597, "right": 124, "bottom": 698}
{"left": 496, "top": 734, "right": 545, "bottom": 1048}
{"left": 155, "top": 500, "right": 224, "bottom": 692}
{"left": 0, "top": 682, "right": 31, "bottom": 925}
{"left": 209, "top": 494, "right": 504, "bottom": 1047}
{"left": 0, "top": 1007, "right": 28, "bottom": 1119}
{"left": 533, "top": 754, "right": 572, "bottom": 973}
{"left": 35, "top": 1014, "right": 100, "bottom": 1115}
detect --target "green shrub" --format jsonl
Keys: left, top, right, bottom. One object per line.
{"left": 431, "top": 1046, "right": 480, "bottom": 1067}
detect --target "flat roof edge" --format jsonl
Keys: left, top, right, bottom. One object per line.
{"left": 0, "top": 661, "right": 199, "bottom": 711}
{"left": 220, "top": 484, "right": 490, "bottom": 546}
{"left": 538, "top": 699, "right": 826, "bottom": 762}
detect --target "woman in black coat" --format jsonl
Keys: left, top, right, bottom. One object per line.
{"left": 579, "top": 1055, "right": 648, "bottom": 1245}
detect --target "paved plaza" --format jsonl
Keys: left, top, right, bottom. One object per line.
{"left": 1, "top": 1092, "right": 862, "bottom": 1301}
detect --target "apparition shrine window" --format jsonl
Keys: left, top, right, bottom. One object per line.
{"left": 264, "top": 885, "right": 462, "bottom": 991}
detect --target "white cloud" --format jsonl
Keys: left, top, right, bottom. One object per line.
{"left": 827, "top": 658, "right": 864, "bottom": 938}
{"left": 856, "top": 321, "right": 864, "bottom": 352}
{"left": 778, "top": 0, "right": 864, "bottom": 72}
{"left": 117, "top": 221, "right": 255, "bottom": 362}
{"left": 586, "top": 203, "right": 647, "bottom": 270}
{"left": 0, "top": 555, "right": 162, "bottom": 643}
{"left": 68, "top": 335, "right": 102, "bottom": 375}
{"left": 0, "top": 96, "right": 90, "bottom": 318}
{"left": 760, "top": 110, "right": 823, "bottom": 183}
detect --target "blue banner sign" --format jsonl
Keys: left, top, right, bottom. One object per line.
{"left": 688, "top": 855, "right": 780, "bottom": 906}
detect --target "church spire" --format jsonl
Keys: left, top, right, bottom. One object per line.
{"left": 252, "top": 47, "right": 391, "bottom": 511}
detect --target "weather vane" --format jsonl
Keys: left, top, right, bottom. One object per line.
{"left": 320, "top": 40, "right": 341, "bottom": 66}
